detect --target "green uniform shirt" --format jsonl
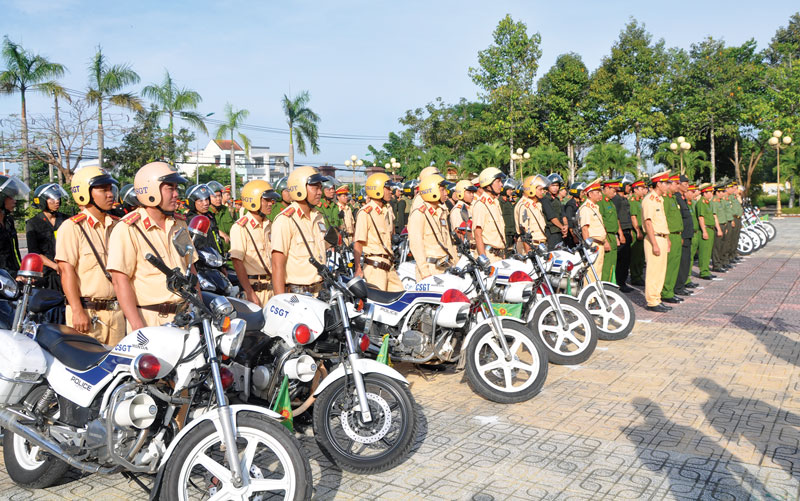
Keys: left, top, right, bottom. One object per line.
{"left": 268, "top": 201, "right": 288, "bottom": 222}
{"left": 599, "top": 197, "right": 619, "bottom": 233}
{"left": 664, "top": 194, "right": 683, "bottom": 233}
{"left": 729, "top": 194, "right": 743, "bottom": 217}
{"left": 696, "top": 199, "right": 715, "bottom": 228}
{"left": 712, "top": 198, "right": 729, "bottom": 223}
{"left": 318, "top": 199, "right": 342, "bottom": 229}
{"left": 629, "top": 196, "right": 642, "bottom": 229}
{"left": 687, "top": 200, "right": 700, "bottom": 231}
{"left": 214, "top": 205, "right": 235, "bottom": 236}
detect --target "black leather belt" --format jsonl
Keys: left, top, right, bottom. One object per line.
{"left": 248, "top": 273, "right": 271, "bottom": 280}
{"left": 140, "top": 303, "right": 179, "bottom": 315}
{"left": 80, "top": 297, "right": 119, "bottom": 311}
{"left": 252, "top": 282, "right": 272, "bottom": 292}
{"left": 654, "top": 233, "right": 668, "bottom": 238}
{"left": 364, "top": 258, "right": 392, "bottom": 272}
{"left": 287, "top": 283, "right": 322, "bottom": 295}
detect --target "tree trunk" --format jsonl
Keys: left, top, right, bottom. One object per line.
{"left": 168, "top": 111, "right": 175, "bottom": 163}
{"left": 20, "top": 91, "right": 30, "bottom": 186}
{"left": 229, "top": 136, "right": 236, "bottom": 200}
{"left": 97, "top": 100, "right": 104, "bottom": 168}
{"left": 732, "top": 137, "right": 742, "bottom": 186}
{"left": 709, "top": 120, "right": 715, "bottom": 184}
{"left": 53, "top": 95, "right": 62, "bottom": 181}
{"left": 790, "top": 175, "right": 796, "bottom": 209}
{"left": 567, "top": 142, "right": 575, "bottom": 184}
{"left": 634, "top": 122, "right": 642, "bottom": 173}
{"left": 288, "top": 126, "right": 295, "bottom": 172}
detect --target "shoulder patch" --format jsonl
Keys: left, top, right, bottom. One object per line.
{"left": 418, "top": 205, "right": 426, "bottom": 213}
{"left": 236, "top": 216, "right": 248, "bottom": 226}
{"left": 173, "top": 213, "right": 186, "bottom": 221}
{"left": 122, "top": 212, "right": 141, "bottom": 225}
{"left": 279, "top": 207, "right": 295, "bottom": 218}
{"left": 70, "top": 213, "right": 87, "bottom": 224}
{"left": 363, "top": 206, "right": 373, "bottom": 214}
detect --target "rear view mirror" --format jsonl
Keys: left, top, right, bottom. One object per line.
{"left": 172, "top": 228, "right": 195, "bottom": 258}
{"left": 324, "top": 227, "right": 340, "bottom": 246}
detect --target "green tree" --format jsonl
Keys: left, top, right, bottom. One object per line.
{"left": 141, "top": 70, "right": 207, "bottom": 162}
{"left": 214, "top": 103, "right": 251, "bottom": 199}
{"left": 282, "top": 90, "right": 320, "bottom": 170}
{"left": 588, "top": 19, "right": 669, "bottom": 171}
{"left": 526, "top": 143, "right": 569, "bottom": 179}
{"left": 197, "top": 164, "right": 243, "bottom": 188}
{"left": 584, "top": 143, "right": 638, "bottom": 178}
{"left": 537, "top": 53, "right": 590, "bottom": 182}
{"left": 0, "top": 37, "right": 66, "bottom": 185}
{"left": 469, "top": 14, "right": 542, "bottom": 177}
{"left": 399, "top": 98, "right": 494, "bottom": 158}
{"left": 653, "top": 142, "right": 711, "bottom": 180}
{"left": 86, "top": 46, "right": 142, "bottom": 168}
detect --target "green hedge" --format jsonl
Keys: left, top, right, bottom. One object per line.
{"left": 753, "top": 193, "right": 793, "bottom": 206}
{"left": 777, "top": 207, "right": 800, "bottom": 215}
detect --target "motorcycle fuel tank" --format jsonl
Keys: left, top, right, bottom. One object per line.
{"left": 262, "top": 293, "right": 327, "bottom": 346}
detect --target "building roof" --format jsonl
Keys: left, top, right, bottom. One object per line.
{"left": 214, "top": 139, "right": 243, "bottom": 151}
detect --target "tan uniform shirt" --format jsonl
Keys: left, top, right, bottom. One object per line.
{"left": 55, "top": 209, "right": 116, "bottom": 299}
{"left": 578, "top": 200, "right": 606, "bottom": 241}
{"left": 230, "top": 212, "right": 272, "bottom": 275}
{"left": 642, "top": 192, "right": 669, "bottom": 235}
{"left": 472, "top": 194, "right": 505, "bottom": 249}
{"left": 354, "top": 200, "right": 394, "bottom": 262}
{"left": 410, "top": 193, "right": 424, "bottom": 212}
{"left": 338, "top": 203, "right": 355, "bottom": 236}
{"left": 514, "top": 197, "right": 547, "bottom": 242}
{"left": 107, "top": 207, "right": 195, "bottom": 306}
{"left": 407, "top": 201, "right": 456, "bottom": 279}
{"left": 271, "top": 202, "right": 327, "bottom": 286}
{"left": 449, "top": 201, "right": 472, "bottom": 230}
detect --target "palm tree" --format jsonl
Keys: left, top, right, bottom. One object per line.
{"left": 282, "top": 91, "right": 320, "bottom": 170}
{"left": 214, "top": 103, "right": 251, "bottom": 199}
{"left": 527, "top": 143, "right": 569, "bottom": 179}
{"left": 584, "top": 143, "right": 637, "bottom": 178}
{"left": 0, "top": 37, "right": 66, "bottom": 185}
{"left": 142, "top": 70, "right": 207, "bottom": 161}
{"left": 39, "top": 81, "right": 71, "bottom": 182}
{"left": 86, "top": 46, "right": 142, "bottom": 167}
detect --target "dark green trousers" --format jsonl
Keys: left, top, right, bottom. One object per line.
{"left": 661, "top": 233, "right": 682, "bottom": 299}
{"left": 698, "top": 228, "right": 715, "bottom": 278}
{"left": 601, "top": 234, "right": 618, "bottom": 282}
{"left": 686, "top": 232, "right": 700, "bottom": 286}
{"left": 630, "top": 231, "right": 645, "bottom": 283}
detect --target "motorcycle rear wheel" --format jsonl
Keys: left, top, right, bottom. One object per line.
{"left": 528, "top": 297, "right": 599, "bottom": 362}
{"left": 464, "top": 318, "right": 548, "bottom": 404}
{"left": 762, "top": 221, "right": 777, "bottom": 241}
{"left": 578, "top": 284, "right": 635, "bottom": 341}
{"left": 313, "top": 373, "right": 417, "bottom": 474}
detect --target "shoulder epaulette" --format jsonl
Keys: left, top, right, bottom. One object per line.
{"left": 418, "top": 205, "right": 426, "bottom": 213}
{"left": 236, "top": 216, "right": 248, "bottom": 226}
{"left": 122, "top": 212, "right": 141, "bottom": 225}
{"left": 363, "top": 206, "right": 373, "bottom": 214}
{"left": 70, "top": 213, "right": 87, "bottom": 224}
{"left": 278, "top": 207, "right": 295, "bottom": 218}
{"left": 173, "top": 213, "right": 186, "bottom": 221}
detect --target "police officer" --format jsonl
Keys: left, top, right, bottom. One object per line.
{"left": 725, "top": 182, "right": 742, "bottom": 266}
{"left": 450, "top": 180, "right": 477, "bottom": 236}
{"left": 711, "top": 183, "right": 729, "bottom": 272}
{"left": 564, "top": 182, "right": 585, "bottom": 245}
{"left": 216, "top": 184, "right": 236, "bottom": 237}
{"left": 231, "top": 180, "right": 280, "bottom": 306}
{"left": 609, "top": 180, "right": 634, "bottom": 292}
{"left": 410, "top": 167, "right": 441, "bottom": 213}
{"left": 500, "top": 178, "right": 517, "bottom": 252}
{"left": 107, "top": 162, "right": 196, "bottom": 330}
{"left": 27, "top": 183, "right": 70, "bottom": 292}
{"left": 472, "top": 167, "right": 507, "bottom": 263}
{"left": 407, "top": 173, "right": 456, "bottom": 280}
{"left": 205, "top": 180, "right": 231, "bottom": 248}
{"left": 391, "top": 182, "right": 407, "bottom": 233}
{"left": 336, "top": 185, "right": 355, "bottom": 239}
{"left": 642, "top": 170, "right": 672, "bottom": 312}
{"left": 541, "top": 173, "right": 568, "bottom": 249}
{"left": 660, "top": 175, "right": 684, "bottom": 304}
{"left": 674, "top": 175, "right": 696, "bottom": 297}
{"left": 696, "top": 183, "right": 719, "bottom": 280}
{"left": 318, "top": 176, "right": 342, "bottom": 229}
{"left": 353, "top": 173, "right": 403, "bottom": 291}
{"left": 578, "top": 179, "right": 607, "bottom": 283}
{"left": 682, "top": 184, "right": 701, "bottom": 290}
{"left": 271, "top": 166, "right": 328, "bottom": 295}
{"left": 628, "top": 180, "right": 648, "bottom": 286}
{"left": 515, "top": 175, "right": 549, "bottom": 253}
{"left": 268, "top": 176, "right": 291, "bottom": 221}
{"left": 185, "top": 184, "right": 223, "bottom": 253}
{"left": 0, "top": 176, "right": 28, "bottom": 274}
{"left": 55, "top": 166, "right": 125, "bottom": 344}
{"left": 599, "top": 180, "right": 624, "bottom": 283}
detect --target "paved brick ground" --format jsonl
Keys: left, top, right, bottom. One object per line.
{"left": 2, "top": 219, "right": 799, "bottom": 500}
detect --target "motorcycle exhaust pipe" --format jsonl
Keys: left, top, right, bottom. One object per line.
{"left": 0, "top": 408, "right": 117, "bottom": 475}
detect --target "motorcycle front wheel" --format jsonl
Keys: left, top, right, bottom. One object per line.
{"left": 762, "top": 221, "right": 777, "bottom": 241}
{"left": 464, "top": 318, "right": 548, "bottom": 404}
{"left": 578, "top": 283, "right": 635, "bottom": 341}
{"left": 162, "top": 411, "right": 312, "bottom": 501}
{"left": 527, "top": 296, "right": 598, "bottom": 362}
{"left": 738, "top": 230, "right": 755, "bottom": 255}
{"left": 313, "top": 373, "right": 417, "bottom": 474}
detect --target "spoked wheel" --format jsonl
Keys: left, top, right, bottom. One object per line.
{"left": 578, "top": 283, "right": 635, "bottom": 340}
{"left": 313, "top": 373, "right": 417, "bottom": 474}
{"left": 762, "top": 221, "right": 777, "bottom": 241}
{"left": 738, "top": 230, "right": 755, "bottom": 255}
{"left": 162, "top": 411, "right": 312, "bottom": 501}
{"left": 527, "top": 296, "right": 598, "bottom": 363}
{"left": 752, "top": 226, "right": 769, "bottom": 248}
{"left": 464, "top": 318, "right": 548, "bottom": 404}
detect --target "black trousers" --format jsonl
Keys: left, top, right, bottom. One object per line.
{"left": 675, "top": 237, "right": 693, "bottom": 291}
{"left": 712, "top": 223, "right": 728, "bottom": 268}
{"left": 615, "top": 228, "right": 632, "bottom": 286}
{"left": 546, "top": 231, "right": 563, "bottom": 250}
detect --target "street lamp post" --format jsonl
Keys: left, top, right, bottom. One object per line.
{"left": 768, "top": 130, "right": 793, "bottom": 218}
{"left": 669, "top": 136, "right": 691, "bottom": 175}
{"left": 344, "top": 154, "right": 363, "bottom": 193}
{"left": 384, "top": 157, "right": 401, "bottom": 180}
{"left": 510, "top": 148, "right": 530, "bottom": 179}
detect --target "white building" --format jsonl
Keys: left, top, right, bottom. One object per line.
{"left": 177, "top": 140, "right": 289, "bottom": 185}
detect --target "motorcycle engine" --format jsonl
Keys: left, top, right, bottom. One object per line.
{"left": 397, "top": 306, "right": 434, "bottom": 359}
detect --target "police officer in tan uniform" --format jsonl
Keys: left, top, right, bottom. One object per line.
{"left": 515, "top": 174, "right": 549, "bottom": 253}
{"left": 107, "top": 162, "right": 196, "bottom": 330}
{"left": 642, "top": 170, "right": 672, "bottom": 312}
{"left": 230, "top": 180, "right": 280, "bottom": 306}
{"left": 336, "top": 185, "right": 355, "bottom": 239}
{"left": 408, "top": 174, "right": 456, "bottom": 280}
{"left": 353, "top": 173, "right": 403, "bottom": 291}
{"left": 410, "top": 166, "right": 442, "bottom": 213}
{"left": 55, "top": 166, "right": 125, "bottom": 344}
{"left": 578, "top": 179, "right": 607, "bottom": 283}
{"left": 472, "top": 167, "right": 507, "bottom": 263}
{"left": 450, "top": 180, "right": 477, "bottom": 245}
{"left": 271, "top": 166, "right": 328, "bottom": 295}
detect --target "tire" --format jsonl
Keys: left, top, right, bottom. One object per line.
{"left": 313, "top": 373, "right": 417, "bottom": 474}
{"left": 527, "top": 296, "right": 598, "bottom": 363}
{"left": 2, "top": 386, "right": 69, "bottom": 488}
{"left": 162, "top": 411, "right": 312, "bottom": 501}
{"left": 464, "top": 318, "right": 548, "bottom": 404}
{"left": 578, "top": 283, "right": 635, "bottom": 341}
{"left": 738, "top": 231, "right": 755, "bottom": 255}
{"left": 762, "top": 221, "right": 777, "bottom": 241}
{"left": 752, "top": 226, "right": 768, "bottom": 249}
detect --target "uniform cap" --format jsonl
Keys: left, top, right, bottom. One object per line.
{"left": 584, "top": 179, "right": 602, "bottom": 193}
{"left": 679, "top": 175, "right": 690, "bottom": 183}
{"left": 688, "top": 184, "right": 699, "bottom": 191}
{"left": 335, "top": 185, "right": 350, "bottom": 195}
{"left": 699, "top": 182, "right": 714, "bottom": 193}
{"left": 668, "top": 174, "right": 680, "bottom": 182}
{"left": 602, "top": 179, "right": 621, "bottom": 189}
{"left": 651, "top": 170, "right": 671, "bottom": 184}
{"left": 631, "top": 179, "right": 646, "bottom": 189}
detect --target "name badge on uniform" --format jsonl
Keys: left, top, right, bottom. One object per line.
{"left": 440, "top": 218, "right": 447, "bottom": 227}
{"left": 656, "top": 208, "right": 661, "bottom": 212}
{"left": 318, "top": 222, "right": 326, "bottom": 232}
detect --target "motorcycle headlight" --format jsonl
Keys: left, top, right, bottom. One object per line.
{"left": 199, "top": 248, "right": 225, "bottom": 268}
{"left": 0, "top": 270, "right": 18, "bottom": 299}
{"left": 218, "top": 318, "right": 246, "bottom": 358}
{"left": 199, "top": 276, "right": 214, "bottom": 291}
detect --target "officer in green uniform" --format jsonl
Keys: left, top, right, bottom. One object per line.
{"left": 726, "top": 183, "right": 743, "bottom": 265}
{"left": 268, "top": 176, "right": 290, "bottom": 221}
{"left": 500, "top": 179, "right": 517, "bottom": 253}
{"left": 661, "top": 174, "right": 684, "bottom": 304}
{"left": 711, "top": 184, "right": 730, "bottom": 272}
{"left": 318, "top": 176, "right": 342, "bottom": 229}
{"left": 696, "top": 183, "right": 719, "bottom": 280}
{"left": 599, "top": 180, "right": 624, "bottom": 282}
{"left": 215, "top": 185, "right": 236, "bottom": 242}
{"left": 628, "top": 179, "right": 647, "bottom": 286}
{"left": 683, "top": 184, "right": 700, "bottom": 290}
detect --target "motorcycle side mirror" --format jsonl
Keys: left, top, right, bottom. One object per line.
{"left": 172, "top": 228, "right": 195, "bottom": 258}
{"left": 324, "top": 227, "right": 340, "bottom": 247}
{"left": 0, "top": 269, "right": 19, "bottom": 299}
{"left": 345, "top": 276, "right": 368, "bottom": 300}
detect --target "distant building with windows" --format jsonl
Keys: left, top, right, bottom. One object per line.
{"left": 177, "top": 140, "right": 289, "bottom": 184}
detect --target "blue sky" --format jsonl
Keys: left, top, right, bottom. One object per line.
{"left": 1, "top": 0, "right": 797, "bottom": 176}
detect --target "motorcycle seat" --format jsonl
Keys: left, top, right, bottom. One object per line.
{"left": 201, "top": 292, "right": 265, "bottom": 332}
{"left": 35, "top": 323, "right": 111, "bottom": 371}
{"left": 365, "top": 286, "right": 405, "bottom": 305}
{"left": 28, "top": 288, "right": 65, "bottom": 314}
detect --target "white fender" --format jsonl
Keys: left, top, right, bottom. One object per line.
{"left": 313, "top": 358, "right": 408, "bottom": 396}
{"left": 576, "top": 281, "right": 618, "bottom": 303}
{"left": 463, "top": 315, "right": 528, "bottom": 350}
{"left": 159, "top": 404, "right": 283, "bottom": 465}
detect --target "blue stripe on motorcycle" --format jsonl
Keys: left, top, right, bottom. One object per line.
{"left": 371, "top": 291, "right": 442, "bottom": 311}
{"left": 66, "top": 354, "right": 133, "bottom": 385}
